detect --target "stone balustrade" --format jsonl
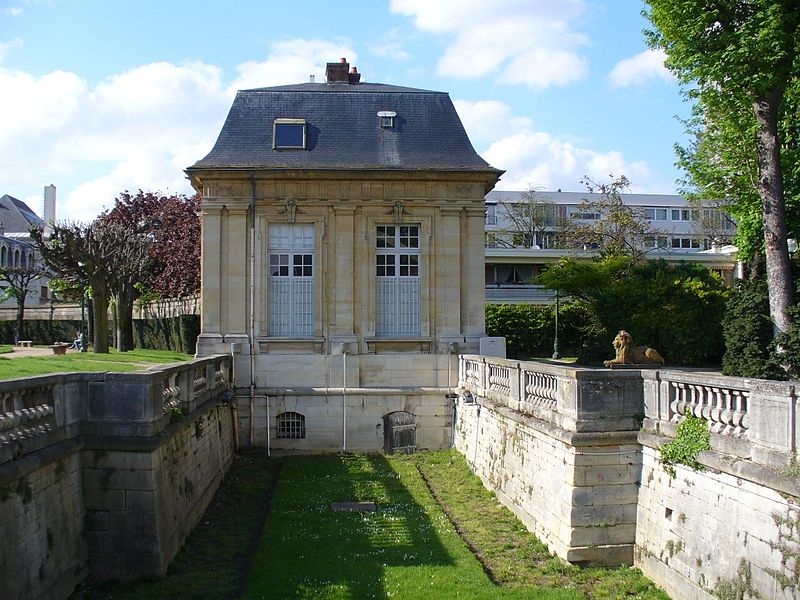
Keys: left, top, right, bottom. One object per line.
{"left": 641, "top": 369, "right": 796, "bottom": 469}
{"left": 1, "top": 355, "right": 230, "bottom": 464}
{"left": 458, "top": 354, "right": 644, "bottom": 433}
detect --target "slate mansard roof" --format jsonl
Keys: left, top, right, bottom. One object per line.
{"left": 0, "top": 195, "right": 44, "bottom": 233}
{"left": 188, "top": 82, "right": 500, "bottom": 174}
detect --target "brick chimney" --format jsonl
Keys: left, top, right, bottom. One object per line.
{"left": 326, "top": 58, "right": 360, "bottom": 84}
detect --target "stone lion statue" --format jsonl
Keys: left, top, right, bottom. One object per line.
{"left": 603, "top": 330, "right": 665, "bottom": 367}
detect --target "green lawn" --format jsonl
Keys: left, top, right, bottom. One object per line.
{"left": 0, "top": 348, "right": 192, "bottom": 380}
{"left": 74, "top": 451, "right": 669, "bottom": 600}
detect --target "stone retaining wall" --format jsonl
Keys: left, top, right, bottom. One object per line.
{"left": 0, "top": 355, "right": 233, "bottom": 600}
{"left": 455, "top": 356, "right": 800, "bottom": 598}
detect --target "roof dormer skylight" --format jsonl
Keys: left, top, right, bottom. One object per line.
{"left": 273, "top": 118, "right": 307, "bottom": 150}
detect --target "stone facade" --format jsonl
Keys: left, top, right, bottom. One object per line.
{"left": 454, "top": 356, "right": 643, "bottom": 565}
{"left": 188, "top": 67, "right": 500, "bottom": 451}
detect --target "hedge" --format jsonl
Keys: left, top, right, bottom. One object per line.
{"left": 0, "top": 315, "right": 199, "bottom": 355}
{"left": 485, "top": 303, "right": 588, "bottom": 359}
{"left": 0, "top": 320, "right": 83, "bottom": 345}
{"left": 133, "top": 315, "right": 200, "bottom": 355}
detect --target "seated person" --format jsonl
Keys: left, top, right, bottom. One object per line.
{"left": 69, "top": 331, "right": 83, "bottom": 350}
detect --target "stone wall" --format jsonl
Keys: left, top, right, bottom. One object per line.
{"left": 637, "top": 370, "right": 800, "bottom": 598}
{"left": 453, "top": 356, "right": 643, "bottom": 565}
{"left": 0, "top": 355, "right": 233, "bottom": 600}
{"left": 238, "top": 389, "right": 451, "bottom": 452}
{"left": 455, "top": 357, "right": 800, "bottom": 598}
{"left": 1, "top": 441, "right": 87, "bottom": 600}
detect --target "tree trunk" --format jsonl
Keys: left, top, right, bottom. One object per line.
{"left": 753, "top": 93, "right": 794, "bottom": 336}
{"left": 115, "top": 290, "right": 135, "bottom": 352}
{"left": 91, "top": 282, "right": 110, "bottom": 353}
{"left": 15, "top": 300, "right": 24, "bottom": 343}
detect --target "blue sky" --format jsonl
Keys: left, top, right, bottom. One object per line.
{"left": 0, "top": 0, "right": 689, "bottom": 220}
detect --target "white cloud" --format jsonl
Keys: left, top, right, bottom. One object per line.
{"left": 230, "top": 38, "right": 357, "bottom": 91}
{"left": 390, "top": 0, "right": 588, "bottom": 88}
{"left": 454, "top": 98, "right": 653, "bottom": 191}
{"left": 368, "top": 28, "right": 412, "bottom": 61}
{"left": 0, "top": 38, "right": 367, "bottom": 221}
{"left": 452, "top": 99, "right": 533, "bottom": 143}
{"left": 0, "top": 61, "right": 230, "bottom": 220}
{"left": 0, "top": 38, "right": 23, "bottom": 61}
{"left": 608, "top": 48, "right": 673, "bottom": 89}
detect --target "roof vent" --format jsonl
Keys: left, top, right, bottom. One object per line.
{"left": 377, "top": 110, "right": 396, "bottom": 128}
{"left": 326, "top": 58, "right": 360, "bottom": 84}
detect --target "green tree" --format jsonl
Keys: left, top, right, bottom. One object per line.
{"left": 645, "top": 0, "right": 799, "bottom": 337}
{"left": 539, "top": 257, "right": 730, "bottom": 366}
{"left": 0, "top": 258, "right": 49, "bottom": 343}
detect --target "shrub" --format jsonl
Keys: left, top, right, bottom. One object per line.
{"left": 722, "top": 277, "right": 783, "bottom": 378}
{"left": 539, "top": 258, "right": 730, "bottom": 366}
{"left": 485, "top": 302, "right": 587, "bottom": 359}
{"left": 133, "top": 315, "right": 199, "bottom": 355}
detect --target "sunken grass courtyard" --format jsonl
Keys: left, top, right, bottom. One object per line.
{"left": 75, "top": 450, "right": 667, "bottom": 600}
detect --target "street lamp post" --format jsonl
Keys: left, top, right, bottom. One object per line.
{"left": 552, "top": 290, "right": 560, "bottom": 360}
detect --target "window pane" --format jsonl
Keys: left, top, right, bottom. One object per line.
{"left": 274, "top": 122, "right": 305, "bottom": 148}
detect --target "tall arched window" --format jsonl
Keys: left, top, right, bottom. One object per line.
{"left": 0, "top": 245, "right": 6, "bottom": 267}
{"left": 13, "top": 248, "right": 20, "bottom": 267}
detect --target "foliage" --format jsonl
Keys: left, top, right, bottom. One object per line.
{"left": 0, "top": 348, "right": 190, "bottom": 381}
{"left": 0, "top": 259, "right": 50, "bottom": 342}
{"left": 659, "top": 414, "right": 711, "bottom": 477}
{"left": 539, "top": 257, "right": 730, "bottom": 366}
{"left": 644, "top": 0, "right": 799, "bottom": 336}
{"left": 105, "top": 190, "right": 200, "bottom": 298}
{"left": 133, "top": 315, "right": 200, "bottom": 355}
{"left": 559, "top": 175, "right": 661, "bottom": 264}
{"left": 722, "top": 277, "right": 785, "bottom": 378}
{"left": 485, "top": 303, "right": 587, "bottom": 359}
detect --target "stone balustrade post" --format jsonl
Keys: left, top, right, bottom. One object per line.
{"left": 748, "top": 380, "right": 797, "bottom": 468}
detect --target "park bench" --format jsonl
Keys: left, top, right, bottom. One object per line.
{"left": 16, "top": 340, "right": 33, "bottom": 348}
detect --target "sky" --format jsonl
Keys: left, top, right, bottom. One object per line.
{"left": 0, "top": 0, "right": 691, "bottom": 222}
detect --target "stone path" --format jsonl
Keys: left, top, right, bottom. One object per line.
{"left": 4, "top": 345, "right": 79, "bottom": 358}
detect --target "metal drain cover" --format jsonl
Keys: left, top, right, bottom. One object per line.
{"left": 331, "top": 501, "right": 376, "bottom": 511}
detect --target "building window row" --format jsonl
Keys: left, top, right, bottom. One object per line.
{"left": 267, "top": 223, "right": 422, "bottom": 339}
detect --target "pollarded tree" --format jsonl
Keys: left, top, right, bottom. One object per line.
{"left": 645, "top": 0, "right": 800, "bottom": 336}
{"left": 95, "top": 217, "right": 151, "bottom": 352}
{"left": 32, "top": 221, "right": 115, "bottom": 353}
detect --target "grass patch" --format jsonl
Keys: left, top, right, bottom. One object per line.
{"left": 0, "top": 348, "right": 192, "bottom": 380}
{"left": 0, "top": 345, "right": 13, "bottom": 354}
{"left": 414, "top": 450, "right": 669, "bottom": 599}
{"left": 244, "top": 453, "right": 571, "bottom": 599}
{"left": 74, "top": 451, "right": 668, "bottom": 600}
{"left": 71, "top": 451, "right": 281, "bottom": 600}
